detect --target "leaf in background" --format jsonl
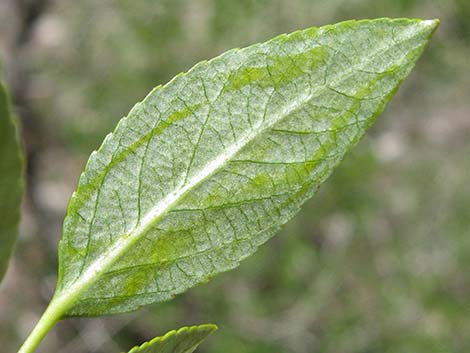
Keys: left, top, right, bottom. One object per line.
{"left": 0, "top": 81, "right": 24, "bottom": 283}
{"left": 49, "top": 18, "right": 437, "bottom": 316}
{"left": 125, "top": 324, "right": 217, "bottom": 353}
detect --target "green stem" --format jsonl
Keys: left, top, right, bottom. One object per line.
{"left": 17, "top": 295, "right": 69, "bottom": 353}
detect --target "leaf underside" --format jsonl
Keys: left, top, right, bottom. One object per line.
{"left": 0, "top": 81, "right": 24, "bottom": 283}
{"left": 125, "top": 324, "right": 217, "bottom": 353}
{"left": 55, "top": 18, "right": 438, "bottom": 316}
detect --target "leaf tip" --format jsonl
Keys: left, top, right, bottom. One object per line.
{"left": 421, "top": 18, "right": 440, "bottom": 33}
{"left": 198, "top": 323, "right": 218, "bottom": 333}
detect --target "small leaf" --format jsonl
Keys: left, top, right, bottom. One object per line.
{"left": 0, "top": 80, "right": 24, "bottom": 283}
{"left": 125, "top": 324, "right": 217, "bottom": 353}
{"left": 50, "top": 18, "right": 438, "bottom": 316}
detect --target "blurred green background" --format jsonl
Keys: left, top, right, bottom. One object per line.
{"left": 0, "top": 0, "right": 469, "bottom": 352}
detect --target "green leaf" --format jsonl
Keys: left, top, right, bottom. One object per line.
{"left": 124, "top": 324, "right": 217, "bottom": 353}
{"left": 0, "top": 81, "right": 24, "bottom": 283}
{"left": 52, "top": 18, "right": 437, "bottom": 317}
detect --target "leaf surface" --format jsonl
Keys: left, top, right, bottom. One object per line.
{"left": 53, "top": 18, "right": 438, "bottom": 316}
{"left": 0, "top": 81, "right": 24, "bottom": 283}
{"left": 125, "top": 324, "right": 216, "bottom": 353}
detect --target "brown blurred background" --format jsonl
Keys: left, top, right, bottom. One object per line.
{"left": 0, "top": 0, "right": 469, "bottom": 352}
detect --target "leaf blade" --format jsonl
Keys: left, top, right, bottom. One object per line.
{"left": 55, "top": 18, "right": 438, "bottom": 316}
{"left": 0, "top": 81, "right": 24, "bottom": 283}
{"left": 125, "top": 324, "right": 217, "bottom": 353}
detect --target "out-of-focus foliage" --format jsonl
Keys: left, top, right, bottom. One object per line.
{"left": 0, "top": 1, "right": 469, "bottom": 353}
{"left": 0, "top": 80, "right": 23, "bottom": 282}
